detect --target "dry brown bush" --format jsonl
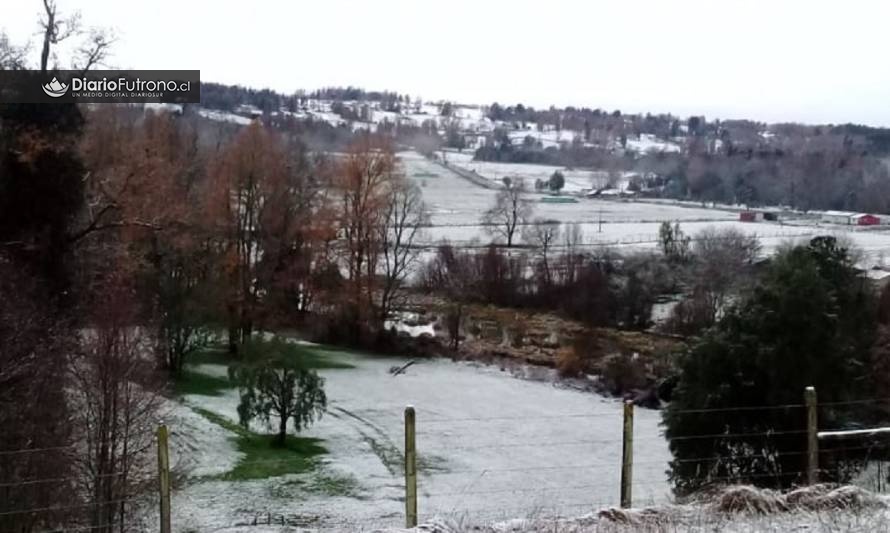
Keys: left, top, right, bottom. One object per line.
{"left": 556, "top": 347, "right": 584, "bottom": 377}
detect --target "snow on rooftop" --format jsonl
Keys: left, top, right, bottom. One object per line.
{"left": 143, "top": 102, "right": 183, "bottom": 114}
{"left": 625, "top": 134, "right": 682, "bottom": 154}
{"left": 197, "top": 108, "right": 254, "bottom": 126}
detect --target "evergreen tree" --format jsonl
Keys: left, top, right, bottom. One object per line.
{"left": 663, "top": 237, "right": 876, "bottom": 494}
{"left": 548, "top": 171, "right": 565, "bottom": 194}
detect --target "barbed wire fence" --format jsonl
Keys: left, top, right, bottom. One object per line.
{"left": 0, "top": 428, "right": 169, "bottom": 533}
{"left": 398, "top": 387, "right": 890, "bottom": 528}
{"left": 5, "top": 388, "right": 890, "bottom": 531}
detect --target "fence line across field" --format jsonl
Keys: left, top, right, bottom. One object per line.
{"left": 8, "top": 388, "right": 890, "bottom": 530}
{"left": 407, "top": 230, "right": 817, "bottom": 251}
{"left": 416, "top": 401, "right": 810, "bottom": 425}
{"left": 0, "top": 497, "right": 144, "bottom": 518}
{"left": 400, "top": 387, "right": 890, "bottom": 528}
{"left": 37, "top": 521, "right": 143, "bottom": 533}
{"left": 0, "top": 444, "right": 77, "bottom": 456}
{"left": 0, "top": 470, "right": 128, "bottom": 488}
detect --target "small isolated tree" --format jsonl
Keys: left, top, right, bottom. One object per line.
{"left": 689, "top": 226, "right": 761, "bottom": 327}
{"left": 548, "top": 171, "right": 565, "bottom": 194}
{"left": 523, "top": 218, "right": 561, "bottom": 286}
{"left": 229, "top": 337, "right": 327, "bottom": 446}
{"left": 658, "top": 221, "right": 691, "bottom": 264}
{"left": 482, "top": 178, "right": 533, "bottom": 247}
{"left": 378, "top": 179, "right": 428, "bottom": 324}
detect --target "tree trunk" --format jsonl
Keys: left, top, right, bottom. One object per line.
{"left": 277, "top": 416, "right": 288, "bottom": 446}
{"left": 228, "top": 324, "right": 239, "bottom": 354}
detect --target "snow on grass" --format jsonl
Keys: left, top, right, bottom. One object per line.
{"left": 385, "top": 311, "right": 435, "bottom": 338}
{"left": 380, "top": 484, "right": 890, "bottom": 532}
{"left": 507, "top": 128, "right": 583, "bottom": 149}
{"left": 625, "top": 134, "right": 682, "bottom": 154}
{"left": 443, "top": 157, "right": 630, "bottom": 194}
{"left": 143, "top": 102, "right": 182, "bottom": 114}
{"left": 163, "top": 396, "right": 242, "bottom": 478}
{"left": 172, "top": 350, "right": 671, "bottom": 530}
{"left": 197, "top": 108, "right": 255, "bottom": 126}
{"left": 398, "top": 150, "right": 890, "bottom": 266}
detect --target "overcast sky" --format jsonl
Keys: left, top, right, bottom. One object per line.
{"left": 4, "top": 0, "right": 889, "bottom": 126}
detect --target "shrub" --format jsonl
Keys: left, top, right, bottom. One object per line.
{"left": 556, "top": 347, "right": 584, "bottom": 377}
{"left": 600, "top": 353, "right": 649, "bottom": 394}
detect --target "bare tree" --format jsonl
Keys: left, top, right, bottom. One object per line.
{"left": 0, "top": 260, "right": 75, "bottom": 533}
{"left": 69, "top": 274, "right": 162, "bottom": 533}
{"left": 523, "top": 218, "right": 561, "bottom": 287}
{"left": 559, "top": 221, "right": 584, "bottom": 286}
{"left": 691, "top": 226, "right": 761, "bottom": 325}
{"left": 209, "top": 122, "right": 289, "bottom": 351}
{"left": 482, "top": 178, "right": 533, "bottom": 247}
{"left": 378, "top": 179, "right": 428, "bottom": 324}
{"left": 333, "top": 135, "right": 396, "bottom": 328}
{"left": 0, "top": 32, "right": 28, "bottom": 70}
{"left": 39, "top": 0, "right": 113, "bottom": 74}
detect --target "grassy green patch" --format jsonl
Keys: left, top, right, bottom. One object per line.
{"left": 297, "top": 348, "right": 355, "bottom": 369}
{"left": 412, "top": 171, "right": 439, "bottom": 178}
{"left": 175, "top": 341, "right": 353, "bottom": 398}
{"left": 189, "top": 344, "right": 230, "bottom": 365}
{"left": 192, "top": 407, "right": 327, "bottom": 481}
{"left": 189, "top": 341, "right": 354, "bottom": 369}
{"left": 173, "top": 369, "right": 232, "bottom": 397}
{"left": 268, "top": 471, "right": 363, "bottom": 499}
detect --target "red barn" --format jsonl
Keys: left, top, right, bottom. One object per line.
{"left": 853, "top": 214, "right": 881, "bottom": 226}
{"left": 739, "top": 211, "right": 762, "bottom": 222}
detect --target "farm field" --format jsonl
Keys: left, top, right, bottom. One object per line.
{"left": 438, "top": 151, "right": 628, "bottom": 194}
{"left": 401, "top": 151, "right": 890, "bottom": 268}
{"left": 171, "top": 348, "right": 670, "bottom": 530}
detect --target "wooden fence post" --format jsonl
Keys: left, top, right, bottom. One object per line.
{"left": 805, "top": 386, "right": 818, "bottom": 485}
{"left": 620, "top": 401, "right": 634, "bottom": 508}
{"left": 157, "top": 424, "right": 171, "bottom": 533}
{"left": 404, "top": 406, "right": 417, "bottom": 528}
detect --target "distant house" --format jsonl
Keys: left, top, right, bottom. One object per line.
{"left": 852, "top": 214, "right": 881, "bottom": 226}
{"left": 820, "top": 211, "right": 857, "bottom": 225}
{"left": 739, "top": 211, "right": 763, "bottom": 222}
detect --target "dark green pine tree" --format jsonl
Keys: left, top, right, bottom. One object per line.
{"left": 663, "top": 236, "right": 877, "bottom": 495}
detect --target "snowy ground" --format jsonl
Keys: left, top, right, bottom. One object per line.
{"left": 400, "top": 150, "right": 890, "bottom": 268}
{"left": 437, "top": 151, "right": 631, "bottom": 194}
{"left": 170, "top": 351, "right": 670, "bottom": 531}
{"left": 382, "top": 487, "right": 890, "bottom": 532}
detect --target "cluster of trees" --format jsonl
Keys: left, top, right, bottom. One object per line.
{"left": 309, "top": 87, "right": 410, "bottom": 110}
{"left": 200, "top": 84, "right": 412, "bottom": 116}
{"left": 1, "top": 3, "right": 165, "bottom": 531}
{"left": 1, "top": 8, "right": 429, "bottom": 528}
{"left": 664, "top": 236, "right": 888, "bottom": 494}
{"left": 420, "top": 193, "right": 673, "bottom": 351}
{"left": 1, "top": 111, "right": 424, "bottom": 530}
{"left": 474, "top": 125, "right": 890, "bottom": 213}
{"left": 200, "top": 82, "right": 290, "bottom": 114}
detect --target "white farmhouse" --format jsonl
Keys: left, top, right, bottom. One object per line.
{"left": 820, "top": 210, "right": 857, "bottom": 225}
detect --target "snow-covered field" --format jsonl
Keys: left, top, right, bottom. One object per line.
{"left": 400, "top": 151, "right": 890, "bottom": 268}
{"left": 171, "top": 351, "right": 670, "bottom": 531}
{"left": 442, "top": 158, "right": 630, "bottom": 194}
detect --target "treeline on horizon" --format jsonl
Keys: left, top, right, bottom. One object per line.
{"left": 200, "top": 81, "right": 890, "bottom": 214}
{"left": 200, "top": 82, "right": 890, "bottom": 148}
